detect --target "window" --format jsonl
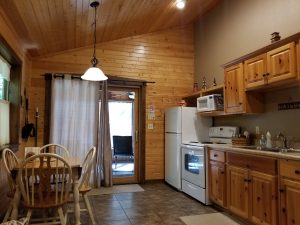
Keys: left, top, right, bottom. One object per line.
{"left": 108, "top": 101, "right": 133, "bottom": 146}
{"left": 0, "top": 55, "right": 11, "bottom": 147}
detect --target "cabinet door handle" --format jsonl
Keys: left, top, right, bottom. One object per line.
{"left": 220, "top": 171, "right": 224, "bottom": 175}
{"left": 265, "top": 72, "right": 270, "bottom": 76}
{"left": 214, "top": 154, "right": 218, "bottom": 157}
{"left": 295, "top": 170, "right": 300, "bottom": 175}
{"left": 279, "top": 189, "right": 285, "bottom": 193}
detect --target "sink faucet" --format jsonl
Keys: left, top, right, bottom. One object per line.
{"left": 277, "top": 132, "right": 288, "bottom": 149}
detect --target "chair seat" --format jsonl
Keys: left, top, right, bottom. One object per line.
{"left": 21, "top": 192, "right": 69, "bottom": 209}
{"left": 79, "top": 184, "right": 92, "bottom": 194}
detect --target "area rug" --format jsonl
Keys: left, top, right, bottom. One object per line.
{"left": 87, "top": 184, "right": 144, "bottom": 195}
{"left": 180, "top": 212, "right": 241, "bottom": 225}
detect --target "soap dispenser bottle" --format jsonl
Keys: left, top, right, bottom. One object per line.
{"left": 260, "top": 134, "right": 266, "bottom": 148}
{"left": 266, "top": 131, "right": 272, "bottom": 148}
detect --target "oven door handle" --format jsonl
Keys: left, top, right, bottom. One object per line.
{"left": 189, "top": 153, "right": 204, "bottom": 157}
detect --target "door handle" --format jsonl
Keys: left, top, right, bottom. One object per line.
{"left": 135, "top": 130, "right": 138, "bottom": 143}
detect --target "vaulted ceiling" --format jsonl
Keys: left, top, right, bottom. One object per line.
{"left": 0, "top": 0, "right": 220, "bottom": 58}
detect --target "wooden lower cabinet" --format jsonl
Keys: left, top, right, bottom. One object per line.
{"left": 279, "top": 159, "right": 300, "bottom": 225}
{"left": 279, "top": 178, "right": 300, "bottom": 225}
{"left": 227, "top": 153, "right": 278, "bottom": 225}
{"left": 208, "top": 160, "right": 226, "bottom": 207}
{"left": 249, "top": 171, "right": 278, "bottom": 225}
{"left": 227, "top": 165, "right": 249, "bottom": 219}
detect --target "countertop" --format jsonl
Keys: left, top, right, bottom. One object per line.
{"left": 206, "top": 143, "right": 300, "bottom": 160}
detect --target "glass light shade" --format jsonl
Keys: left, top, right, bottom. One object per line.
{"left": 176, "top": 0, "right": 186, "bottom": 9}
{"left": 81, "top": 66, "right": 108, "bottom": 81}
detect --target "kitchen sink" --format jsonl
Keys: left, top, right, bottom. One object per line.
{"left": 240, "top": 145, "right": 300, "bottom": 153}
{"left": 241, "top": 146, "right": 281, "bottom": 152}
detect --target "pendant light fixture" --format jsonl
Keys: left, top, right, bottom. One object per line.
{"left": 81, "top": 1, "right": 108, "bottom": 81}
{"left": 176, "top": 0, "right": 186, "bottom": 9}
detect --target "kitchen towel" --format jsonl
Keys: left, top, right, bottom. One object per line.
{"left": 180, "top": 212, "right": 244, "bottom": 225}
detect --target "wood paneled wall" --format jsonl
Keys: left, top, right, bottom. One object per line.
{"left": 28, "top": 26, "right": 195, "bottom": 180}
{"left": 0, "top": 12, "right": 31, "bottom": 216}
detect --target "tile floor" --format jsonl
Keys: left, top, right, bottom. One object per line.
{"left": 73, "top": 181, "right": 224, "bottom": 225}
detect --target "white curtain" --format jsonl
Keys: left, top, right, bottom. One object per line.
{"left": 94, "top": 81, "right": 112, "bottom": 187}
{"left": 0, "top": 55, "right": 11, "bottom": 81}
{"left": 0, "top": 100, "right": 10, "bottom": 146}
{"left": 50, "top": 77, "right": 99, "bottom": 161}
{"left": 0, "top": 55, "right": 10, "bottom": 146}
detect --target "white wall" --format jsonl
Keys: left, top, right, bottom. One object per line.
{"left": 194, "top": 0, "right": 300, "bottom": 141}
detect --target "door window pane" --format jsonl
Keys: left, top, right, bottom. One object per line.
{"left": 0, "top": 78, "right": 9, "bottom": 100}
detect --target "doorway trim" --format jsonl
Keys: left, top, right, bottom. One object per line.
{"left": 107, "top": 76, "right": 146, "bottom": 184}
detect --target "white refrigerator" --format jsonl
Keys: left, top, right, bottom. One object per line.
{"left": 164, "top": 106, "right": 211, "bottom": 190}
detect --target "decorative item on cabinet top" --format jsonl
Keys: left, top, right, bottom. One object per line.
{"left": 271, "top": 32, "right": 281, "bottom": 43}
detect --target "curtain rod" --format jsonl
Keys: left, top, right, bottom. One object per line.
{"left": 41, "top": 73, "right": 155, "bottom": 84}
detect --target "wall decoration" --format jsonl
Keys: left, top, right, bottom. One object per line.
{"left": 278, "top": 101, "right": 300, "bottom": 110}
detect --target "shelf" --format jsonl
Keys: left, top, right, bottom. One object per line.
{"left": 181, "top": 84, "right": 224, "bottom": 107}
{"left": 182, "top": 91, "right": 201, "bottom": 99}
{"left": 197, "top": 110, "right": 226, "bottom": 117}
{"left": 202, "top": 84, "right": 224, "bottom": 96}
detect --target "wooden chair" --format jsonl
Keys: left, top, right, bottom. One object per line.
{"left": 17, "top": 153, "right": 72, "bottom": 225}
{"left": 112, "top": 136, "right": 133, "bottom": 168}
{"left": 0, "top": 218, "right": 28, "bottom": 225}
{"left": 39, "top": 144, "right": 69, "bottom": 158}
{"left": 2, "top": 148, "right": 20, "bottom": 222}
{"left": 68, "top": 146, "right": 96, "bottom": 225}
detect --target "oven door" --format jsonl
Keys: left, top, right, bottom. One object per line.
{"left": 181, "top": 145, "right": 205, "bottom": 188}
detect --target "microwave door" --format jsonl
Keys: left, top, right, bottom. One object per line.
{"left": 197, "top": 98, "right": 209, "bottom": 112}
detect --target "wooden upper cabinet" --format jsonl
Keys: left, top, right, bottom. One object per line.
{"left": 244, "top": 54, "right": 267, "bottom": 90}
{"left": 245, "top": 42, "right": 297, "bottom": 90}
{"left": 267, "top": 42, "right": 297, "bottom": 84}
{"left": 224, "top": 63, "right": 244, "bottom": 113}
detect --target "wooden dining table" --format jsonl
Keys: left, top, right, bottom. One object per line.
{"left": 10, "top": 157, "right": 82, "bottom": 225}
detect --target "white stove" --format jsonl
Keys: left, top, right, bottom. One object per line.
{"left": 181, "top": 141, "right": 206, "bottom": 147}
{"left": 180, "top": 126, "right": 239, "bottom": 205}
{"left": 182, "top": 126, "right": 239, "bottom": 146}
{"left": 208, "top": 126, "right": 239, "bottom": 144}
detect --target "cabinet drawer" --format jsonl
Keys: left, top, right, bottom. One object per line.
{"left": 280, "top": 159, "right": 300, "bottom": 180}
{"left": 228, "top": 152, "right": 277, "bottom": 175}
{"left": 209, "top": 149, "right": 225, "bottom": 162}
{"left": 250, "top": 155, "right": 277, "bottom": 175}
{"left": 227, "top": 152, "right": 250, "bottom": 168}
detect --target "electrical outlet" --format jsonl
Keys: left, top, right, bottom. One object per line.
{"left": 148, "top": 123, "right": 154, "bottom": 129}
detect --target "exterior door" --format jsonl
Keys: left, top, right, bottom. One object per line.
{"left": 108, "top": 86, "right": 140, "bottom": 184}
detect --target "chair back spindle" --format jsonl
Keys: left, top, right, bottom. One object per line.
{"left": 39, "top": 144, "right": 70, "bottom": 158}
{"left": 18, "top": 153, "right": 72, "bottom": 209}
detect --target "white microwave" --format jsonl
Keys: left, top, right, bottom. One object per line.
{"left": 197, "top": 94, "right": 224, "bottom": 112}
